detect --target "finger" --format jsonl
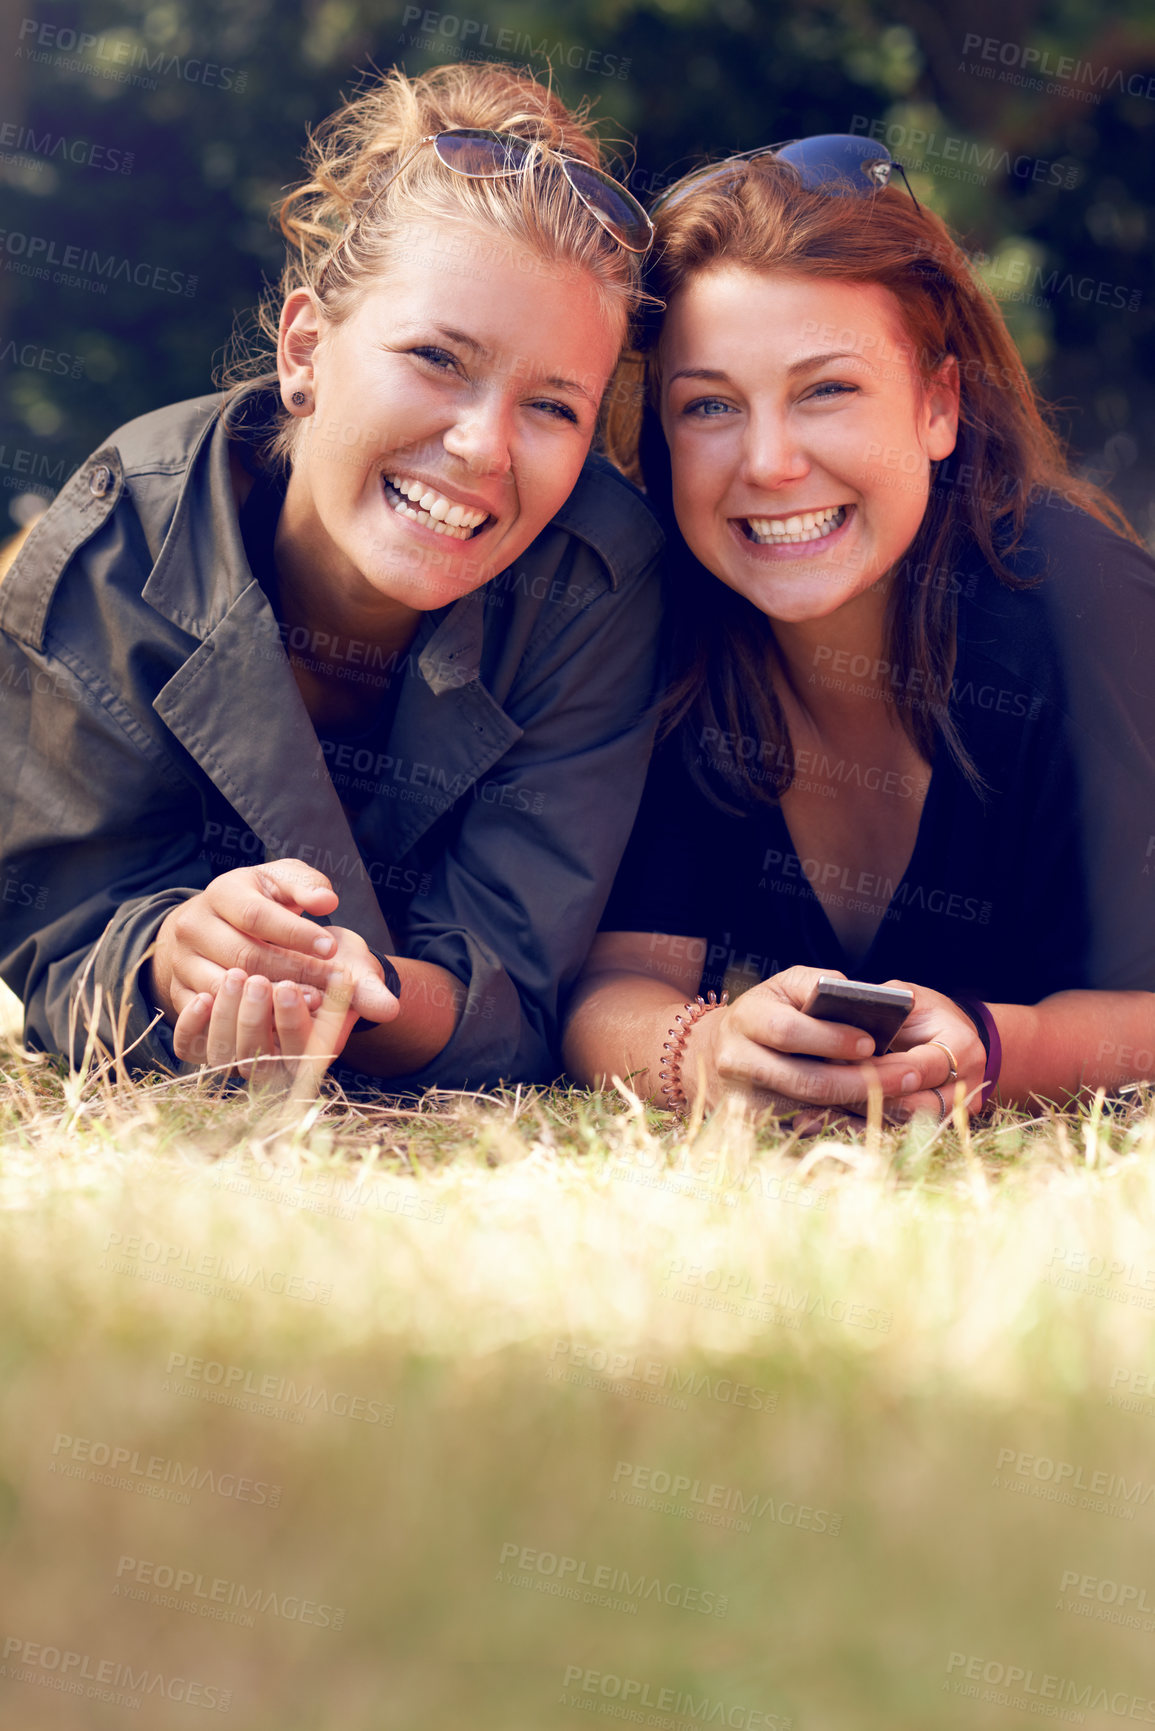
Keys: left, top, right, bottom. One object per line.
{"left": 235, "top": 975, "right": 277, "bottom": 1082}
{"left": 282, "top": 968, "right": 356, "bottom": 1104}
{"left": 740, "top": 998, "right": 875, "bottom": 1064}
{"left": 717, "top": 1032, "right": 920, "bottom": 1108}
{"left": 191, "top": 910, "right": 340, "bottom": 991}
{"left": 172, "top": 992, "right": 214, "bottom": 1064}
{"left": 168, "top": 957, "right": 323, "bottom": 1017}
{"left": 255, "top": 860, "right": 339, "bottom": 916}
{"left": 895, "top": 1040, "right": 979, "bottom": 1096}
{"left": 271, "top": 980, "right": 314, "bottom": 1061}
{"left": 211, "top": 882, "right": 342, "bottom": 963}
{"left": 204, "top": 969, "right": 246, "bottom": 1075}
{"left": 349, "top": 971, "right": 401, "bottom": 1025}
{"left": 885, "top": 1086, "right": 976, "bottom": 1125}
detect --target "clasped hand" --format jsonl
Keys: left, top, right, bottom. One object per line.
{"left": 685, "top": 965, "right": 985, "bottom": 1124}
{"left": 151, "top": 860, "right": 400, "bottom": 1087}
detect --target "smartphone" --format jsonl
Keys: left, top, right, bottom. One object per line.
{"left": 800, "top": 977, "right": 914, "bottom": 1055}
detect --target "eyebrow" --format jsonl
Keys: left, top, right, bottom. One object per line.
{"left": 431, "top": 326, "right": 598, "bottom": 407}
{"left": 667, "top": 349, "right": 878, "bottom": 385}
{"left": 433, "top": 323, "right": 489, "bottom": 356}
{"left": 543, "top": 373, "right": 599, "bottom": 407}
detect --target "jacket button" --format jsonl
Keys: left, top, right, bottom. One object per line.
{"left": 89, "top": 463, "right": 112, "bottom": 497}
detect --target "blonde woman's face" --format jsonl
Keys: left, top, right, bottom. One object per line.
{"left": 278, "top": 223, "right": 621, "bottom": 613}
{"left": 659, "top": 270, "right": 959, "bottom": 628}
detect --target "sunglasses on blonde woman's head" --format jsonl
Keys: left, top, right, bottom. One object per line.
{"left": 650, "top": 133, "right": 921, "bottom": 216}
{"left": 372, "top": 127, "right": 655, "bottom": 253}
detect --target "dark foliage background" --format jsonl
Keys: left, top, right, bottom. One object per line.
{"left": 2, "top": 0, "right": 1153, "bottom": 534}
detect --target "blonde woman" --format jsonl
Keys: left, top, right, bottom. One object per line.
{"left": 0, "top": 63, "right": 661, "bottom": 1092}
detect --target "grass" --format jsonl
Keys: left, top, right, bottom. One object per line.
{"left": 2, "top": 978, "right": 1155, "bottom": 1730}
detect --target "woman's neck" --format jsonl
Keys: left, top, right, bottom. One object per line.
{"left": 767, "top": 588, "right": 892, "bottom": 736}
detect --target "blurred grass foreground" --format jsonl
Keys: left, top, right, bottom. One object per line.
{"left": 4, "top": 981, "right": 1155, "bottom": 1729}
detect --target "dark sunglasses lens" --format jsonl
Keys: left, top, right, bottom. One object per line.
{"left": 563, "top": 160, "right": 653, "bottom": 249}
{"left": 434, "top": 129, "right": 529, "bottom": 177}
{"left": 775, "top": 134, "right": 894, "bottom": 195}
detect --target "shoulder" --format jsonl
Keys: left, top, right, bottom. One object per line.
{"left": 959, "top": 500, "right": 1154, "bottom": 650}
{"left": 1006, "top": 494, "right": 1155, "bottom": 590}
{"left": 0, "top": 394, "right": 229, "bottom": 650}
{"left": 955, "top": 500, "right": 1155, "bottom": 735}
{"left": 102, "top": 392, "right": 224, "bottom": 481}
{"left": 547, "top": 449, "right": 664, "bottom": 592}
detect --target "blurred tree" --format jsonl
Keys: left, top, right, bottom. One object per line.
{"left": 1, "top": 0, "right": 1152, "bottom": 532}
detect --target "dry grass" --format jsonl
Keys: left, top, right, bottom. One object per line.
{"left": 2, "top": 976, "right": 1155, "bottom": 1729}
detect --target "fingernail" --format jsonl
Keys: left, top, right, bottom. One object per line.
{"left": 855, "top": 1036, "right": 874, "bottom": 1057}
{"left": 222, "top": 973, "right": 242, "bottom": 997}
{"left": 245, "top": 976, "right": 269, "bottom": 1000}
{"left": 313, "top": 934, "right": 336, "bottom": 957}
{"left": 901, "top": 1071, "right": 919, "bottom": 1092}
{"left": 275, "top": 981, "right": 298, "bottom": 1007}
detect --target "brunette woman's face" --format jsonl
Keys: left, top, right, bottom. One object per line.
{"left": 277, "top": 223, "right": 621, "bottom": 613}
{"left": 659, "top": 271, "right": 959, "bottom": 627}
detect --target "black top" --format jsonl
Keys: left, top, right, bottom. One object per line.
{"left": 602, "top": 498, "right": 1155, "bottom": 1005}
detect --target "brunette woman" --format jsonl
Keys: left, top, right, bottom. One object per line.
{"left": 565, "top": 136, "right": 1155, "bottom": 1122}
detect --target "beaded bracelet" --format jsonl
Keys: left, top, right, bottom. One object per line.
{"left": 659, "top": 991, "right": 728, "bottom": 1114}
{"left": 949, "top": 992, "right": 1002, "bottom": 1109}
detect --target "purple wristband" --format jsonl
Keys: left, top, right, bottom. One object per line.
{"left": 952, "top": 992, "right": 1002, "bottom": 1108}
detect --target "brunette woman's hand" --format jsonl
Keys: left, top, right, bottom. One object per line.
{"left": 151, "top": 860, "right": 395, "bottom": 1027}
{"left": 879, "top": 982, "right": 987, "bottom": 1121}
{"left": 172, "top": 929, "right": 398, "bottom": 1090}
{"left": 683, "top": 965, "right": 925, "bottom": 1117}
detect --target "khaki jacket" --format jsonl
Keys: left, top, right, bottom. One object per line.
{"left": 0, "top": 391, "right": 662, "bottom": 1088}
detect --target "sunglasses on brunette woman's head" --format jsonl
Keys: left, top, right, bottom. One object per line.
{"left": 370, "top": 127, "right": 655, "bottom": 253}
{"left": 650, "top": 133, "right": 921, "bottom": 215}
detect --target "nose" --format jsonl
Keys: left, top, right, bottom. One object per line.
{"left": 739, "top": 407, "right": 811, "bottom": 492}
{"left": 441, "top": 388, "right": 514, "bottom": 480}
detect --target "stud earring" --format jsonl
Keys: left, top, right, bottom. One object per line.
{"left": 291, "top": 390, "right": 307, "bottom": 407}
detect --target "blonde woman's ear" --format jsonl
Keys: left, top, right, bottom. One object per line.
{"left": 277, "top": 288, "right": 322, "bottom": 411}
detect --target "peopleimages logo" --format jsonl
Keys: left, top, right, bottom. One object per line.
{"left": 0, "top": 1633, "right": 230, "bottom": 1712}
{"left": 496, "top": 1542, "right": 728, "bottom": 1616}
{"left": 115, "top": 1555, "right": 344, "bottom": 1630}
{"left": 945, "top": 1651, "right": 1155, "bottom": 1721}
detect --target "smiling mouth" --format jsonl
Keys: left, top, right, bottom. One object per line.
{"left": 742, "top": 504, "right": 849, "bottom": 546}
{"left": 382, "top": 474, "right": 493, "bottom": 540}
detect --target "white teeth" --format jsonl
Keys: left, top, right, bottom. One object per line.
{"left": 745, "top": 505, "right": 847, "bottom": 546}
{"left": 383, "top": 475, "right": 490, "bottom": 539}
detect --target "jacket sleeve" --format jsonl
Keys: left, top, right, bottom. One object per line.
{"left": 0, "top": 558, "right": 212, "bottom": 1073}
{"left": 369, "top": 547, "right": 663, "bottom": 1092}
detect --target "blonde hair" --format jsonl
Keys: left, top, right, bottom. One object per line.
{"left": 222, "top": 61, "right": 645, "bottom": 465}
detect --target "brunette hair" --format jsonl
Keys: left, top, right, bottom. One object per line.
{"left": 617, "top": 157, "right": 1138, "bottom": 808}
{"left": 222, "top": 61, "right": 645, "bottom": 465}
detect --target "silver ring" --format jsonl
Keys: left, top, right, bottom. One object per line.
{"left": 929, "top": 1039, "right": 958, "bottom": 1082}
{"left": 930, "top": 1086, "right": 947, "bottom": 1123}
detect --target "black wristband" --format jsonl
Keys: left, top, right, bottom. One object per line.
{"left": 350, "top": 948, "right": 401, "bottom": 1036}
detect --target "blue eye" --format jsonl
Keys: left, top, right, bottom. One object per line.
{"left": 412, "top": 346, "right": 459, "bottom": 370}
{"left": 530, "top": 399, "right": 579, "bottom": 425}
{"left": 684, "top": 397, "right": 734, "bottom": 417}
{"left": 809, "top": 381, "right": 856, "bottom": 401}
